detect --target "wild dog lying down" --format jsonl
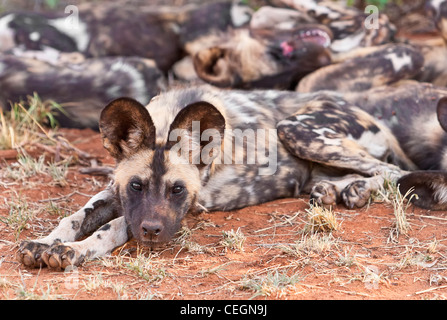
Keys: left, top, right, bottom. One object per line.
{"left": 17, "top": 82, "right": 447, "bottom": 269}
{"left": 0, "top": 53, "right": 166, "bottom": 129}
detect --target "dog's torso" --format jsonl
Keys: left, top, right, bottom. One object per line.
{"left": 143, "top": 84, "right": 423, "bottom": 211}
{"left": 144, "top": 83, "right": 447, "bottom": 210}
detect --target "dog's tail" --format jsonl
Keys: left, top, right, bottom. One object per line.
{"left": 398, "top": 171, "right": 447, "bottom": 210}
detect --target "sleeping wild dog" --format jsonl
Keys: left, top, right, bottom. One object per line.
{"left": 17, "top": 81, "right": 447, "bottom": 270}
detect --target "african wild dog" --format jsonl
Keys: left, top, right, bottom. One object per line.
{"left": 17, "top": 81, "right": 447, "bottom": 270}
{"left": 190, "top": 0, "right": 400, "bottom": 90}
{"left": 0, "top": 53, "right": 166, "bottom": 129}
{"left": 0, "top": 2, "right": 184, "bottom": 72}
{"left": 192, "top": 26, "right": 332, "bottom": 90}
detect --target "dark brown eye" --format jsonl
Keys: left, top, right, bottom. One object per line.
{"left": 172, "top": 185, "right": 184, "bottom": 195}
{"left": 130, "top": 181, "right": 142, "bottom": 192}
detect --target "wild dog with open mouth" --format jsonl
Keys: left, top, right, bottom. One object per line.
{"left": 17, "top": 81, "right": 447, "bottom": 270}
{"left": 191, "top": 25, "right": 332, "bottom": 89}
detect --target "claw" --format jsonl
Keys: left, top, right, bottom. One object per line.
{"left": 41, "top": 244, "right": 84, "bottom": 270}
{"left": 42, "top": 250, "right": 62, "bottom": 269}
{"left": 17, "top": 241, "right": 49, "bottom": 268}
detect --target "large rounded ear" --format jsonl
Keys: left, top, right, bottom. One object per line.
{"left": 99, "top": 97, "right": 156, "bottom": 161}
{"left": 437, "top": 97, "right": 447, "bottom": 132}
{"left": 398, "top": 171, "right": 447, "bottom": 211}
{"left": 166, "top": 101, "right": 225, "bottom": 166}
{"left": 193, "top": 47, "right": 237, "bottom": 88}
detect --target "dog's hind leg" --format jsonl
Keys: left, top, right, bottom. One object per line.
{"left": 17, "top": 183, "right": 121, "bottom": 268}
{"left": 277, "top": 100, "right": 416, "bottom": 208}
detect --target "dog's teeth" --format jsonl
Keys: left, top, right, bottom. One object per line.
{"left": 298, "top": 29, "right": 331, "bottom": 47}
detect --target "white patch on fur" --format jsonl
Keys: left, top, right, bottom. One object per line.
{"left": 231, "top": 0, "right": 253, "bottom": 27}
{"left": 432, "top": 181, "right": 447, "bottom": 204}
{"left": 12, "top": 45, "right": 60, "bottom": 64}
{"left": 430, "top": 0, "right": 444, "bottom": 12}
{"left": 278, "top": 115, "right": 314, "bottom": 128}
{"left": 29, "top": 31, "right": 41, "bottom": 41}
{"left": 290, "top": 0, "right": 341, "bottom": 20}
{"left": 48, "top": 17, "right": 90, "bottom": 51}
{"left": 58, "top": 216, "right": 128, "bottom": 263}
{"left": 439, "top": 149, "right": 447, "bottom": 171}
{"left": 0, "top": 14, "right": 16, "bottom": 51}
{"left": 349, "top": 130, "right": 388, "bottom": 159}
{"left": 110, "top": 60, "right": 147, "bottom": 103}
{"left": 296, "top": 114, "right": 315, "bottom": 122}
{"left": 264, "top": 90, "right": 281, "bottom": 100}
{"left": 250, "top": 6, "right": 301, "bottom": 30}
{"left": 384, "top": 52, "right": 412, "bottom": 72}
{"left": 330, "top": 31, "right": 365, "bottom": 52}
{"left": 277, "top": 119, "right": 299, "bottom": 128}
{"left": 313, "top": 127, "right": 341, "bottom": 146}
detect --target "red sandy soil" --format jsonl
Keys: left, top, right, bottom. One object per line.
{"left": 0, "top": 128, "right": 447, "bottom": 300}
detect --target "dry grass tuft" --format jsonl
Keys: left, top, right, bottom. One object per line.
{"left": 391, "top": 186, "right": 415, "bottom": 236}
{"left": 220, "top": 228, "right": 246, "bottom": 252}
{"left": 303, "top": 203, "right": 339, "bottom": 234}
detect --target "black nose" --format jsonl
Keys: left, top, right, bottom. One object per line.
{"left": 140, "top": 221, "right": 163, "bottom": 239}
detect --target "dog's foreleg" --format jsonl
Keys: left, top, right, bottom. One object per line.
{"left": 17, "top": 184, "right": 120, "bottom": 268}
{"left": 40, "top": 216, "right": 129, "bottom": 269}
{"left": 309, "top": 173, "right": 388, "bottom": 208}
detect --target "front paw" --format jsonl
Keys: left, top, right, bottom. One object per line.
{"left": 17, "top": 240, "right": 50, "bottom": 268}
{"left": 41, "top": 243, "right": 85, "bottom": 270}
{"left": 310, "top": 181, "right": 339, "bottom": 207}
{"left": 341, "top": 180, "right": 371, "bottom": 209}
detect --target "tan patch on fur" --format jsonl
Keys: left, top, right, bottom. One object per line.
{"left": 114, "top": 149, "right": 153, "bottom": 189}
{"left": 407, "top": 114, "right": 445, "bottom": 158}
{"left": 192, "top": 29, "right": 279, "bottom": 85}
{"left": 163, "top": 153, "right": 201, "bottom": 198}
{"left": 226, "top": 29, "right": 277, "bottom": 82}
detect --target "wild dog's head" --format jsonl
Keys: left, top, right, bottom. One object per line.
{"left": 193, "top": 26, "right": 332, "bottom": 89}
{"left": 99, "top": 97, "right": 225, "bottom": 245}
